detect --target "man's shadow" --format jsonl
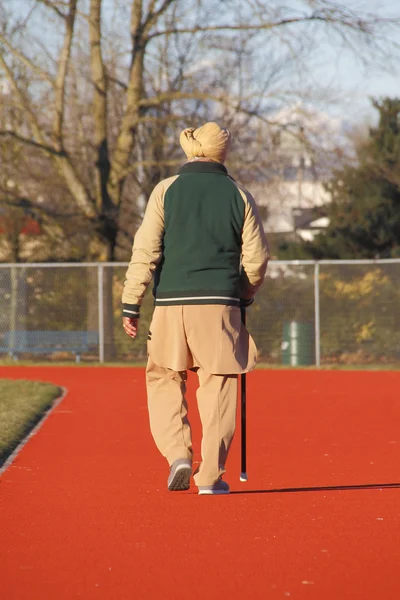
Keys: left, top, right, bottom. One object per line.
{"left": 230, "top": 482, "right": 400, "bottom": 495}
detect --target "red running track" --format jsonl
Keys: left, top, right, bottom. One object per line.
{"left": 1, "top": 367, "right": 400, "bottom": 600}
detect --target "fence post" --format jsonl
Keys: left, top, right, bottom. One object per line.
{"left": 314, "top": 262, "right": 321, "bottom": 367}
{"left": 98, "top": 264, "right": 105, "bottom": 363}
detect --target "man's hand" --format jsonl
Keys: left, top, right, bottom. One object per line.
{"left": 123, "top": 316, "right": 138, "bottom": 338}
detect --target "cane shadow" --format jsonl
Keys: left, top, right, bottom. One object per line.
{"left": 230, "top": 482, "right": 400, "bottom": 495}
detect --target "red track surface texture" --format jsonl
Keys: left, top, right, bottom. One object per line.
{"left": 1, "top": 367, "right": 400, "bottom": 600}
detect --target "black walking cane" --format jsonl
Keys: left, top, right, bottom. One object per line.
{"left": 239, "top": 305, "right": 248, "bottom": 482}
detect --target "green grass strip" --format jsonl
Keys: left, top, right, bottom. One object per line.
{"left": 0, "top": 380, "right": 62, "bottom": 467}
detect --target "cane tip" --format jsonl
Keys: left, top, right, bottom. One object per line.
{"left": 239, "top": 472, "right": 248, "bottom": 482}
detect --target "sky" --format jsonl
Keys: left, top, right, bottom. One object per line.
{"left": 313, "top": 0, "right": 400, "bottom": 122}
{"left": 4, "top": 0, "right": 400, "bottom": 125}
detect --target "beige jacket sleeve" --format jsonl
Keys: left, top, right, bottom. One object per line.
{"left": 122, "top": 177, "right": 177, "bottom": 317}
{"left": 237, "top": 186, "right": 270, "bottom": 301}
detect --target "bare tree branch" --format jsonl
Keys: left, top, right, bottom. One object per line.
{"left": 144, "top": 0, "right": 176, "bottom": 34}
{"left": 139, "top": 90, "right": 226, "bottom": 109}
{"left": 0, "top": 130, "right": 60, "bottom": 155}
{"left": 106, "top": 74, "right": 127, "bottom": 90}
{"left": 52, "top": 0, "right": 78, "bottom": 147}
{"left": 0, "top": 34, "right": 55, "bottom": 85}
{"left": 35, "top": 0, "right": 68, "bottom": 21}
{"left": 0, "top": 51, "right": 47, "bottom": 146}
{"left": 147, "top": 12, "right": 398, "bottom": 41}
{"left": 147, "top": 16, "right": 327, "bottom": 39}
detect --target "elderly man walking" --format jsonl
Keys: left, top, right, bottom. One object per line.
{"left": 122, "top": 122, "right": 269, "bottom": 495}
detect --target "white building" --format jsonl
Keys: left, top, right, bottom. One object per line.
{"left": 250, "top": 178, "right": 331, "bottom": 241}
{"left": 248, "top": 104, "right": 347, "bottom": 241}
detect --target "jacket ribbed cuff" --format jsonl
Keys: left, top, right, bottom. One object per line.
{"left": 240, "top": 298, "right": 254, "bottom": 307}
{"left": 122, "top": 304, "right": 140, "bottom": 318}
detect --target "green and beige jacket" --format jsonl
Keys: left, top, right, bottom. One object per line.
{"left": 122, "top": 161, "right": 269, "bottom": 318}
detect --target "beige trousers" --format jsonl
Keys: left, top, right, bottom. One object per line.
{"left": 145, "top": 305, "right": 257, "bottom": 487}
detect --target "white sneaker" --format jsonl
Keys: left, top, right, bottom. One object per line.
{"left": 198, "top": 480, "right": 230, "bottom": 495}
{"left": 168, "top": 459, "right": 192, "bottom": 491}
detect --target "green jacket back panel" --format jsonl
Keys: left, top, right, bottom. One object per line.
{"left": 123, "top": 161, "right": 269, "bottom": 317}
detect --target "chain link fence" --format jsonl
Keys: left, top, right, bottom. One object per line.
{"left": 0, "top": 260, "right": 399, "bottom": 366}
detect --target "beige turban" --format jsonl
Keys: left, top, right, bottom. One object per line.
{"left": 179, "top": 122, "right": 231, "bottom": 164}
